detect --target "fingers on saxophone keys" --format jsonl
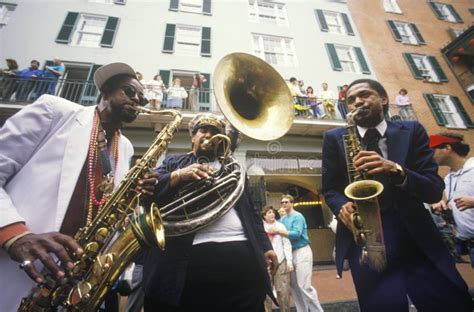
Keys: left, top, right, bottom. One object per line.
{"left": 20, "top": 260, "right": 44, "bottom": 284}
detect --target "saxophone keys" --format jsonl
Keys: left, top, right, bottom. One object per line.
{"left": 68, "top": 281, "right": 92, "bottom": 305}
{"left": 95, "top": 227, "right": 109, "bottom": 242}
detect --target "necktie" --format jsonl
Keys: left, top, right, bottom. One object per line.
{"left": 363, "top": 128, "right": 382, "bottom": 156}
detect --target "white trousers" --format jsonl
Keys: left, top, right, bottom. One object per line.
{"left": 290, "top": 245, "right": 324, "bottom": 312}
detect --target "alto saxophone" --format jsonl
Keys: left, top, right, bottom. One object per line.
{"left": 18, "top": 108, "right": 182, "bottom": 311}
{"left": 343, "top": 108, "right": 387, "bottom": 272}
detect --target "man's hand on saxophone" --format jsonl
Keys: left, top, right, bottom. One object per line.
{"left": 353, "top": 150, "right": 405, "bottom": 178}
{"left": 338, "top": 202, "right": 357, "bottom": 230}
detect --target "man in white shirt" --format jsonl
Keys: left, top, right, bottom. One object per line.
{"left": 262, "top": 206, "right": 293, "bottom": 312}
{"left": 430, "top": 133, "right": 474, "bottom": 267}
{"left": 318, "top": 82, "right": 337, "bottom": 119}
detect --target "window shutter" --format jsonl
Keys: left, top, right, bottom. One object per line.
{"left": 56, "top": 12, "right": 78, "bottom": 44}
{"left": 387, "top": 20, "right": 402, "bottom": 42}
{"left": 423, "top": 93, "right": 447, "bottom": 126}
{"left": 315, "top": 10, "right": 328, "bottom": 32}
{"left": 203, "top": 0, "right": 212, "bottom": 15}
{"left": 354, "top": 47, "right": 370, "bottom": 74}
{"left": 169, "top": 0, "right": 179, "bottom": 11}
{"left": 341, "top": 13, "right": 354, "bottom": 35}
{"left": 447, "top": 4, "right": 463, "bottom": 22}
{"left": 410, "top": 23, "right": 426, "bottom": 44}
{"left": 159, "top": 70, "right": 171, "bottom": 87}
{"left": 402, "top": 53, "right": 423, "bottom": 79}
{"left": 100, "top": 17, "right": 119, "bottom": 48}
{"left": 451, "top": 96, "right": 474, "bottom": 128}
{"left": 199, "top": 73, "right": 211, "bottom": 105}
{"left": 113, "top": 0, "right": 126, "bottom": 5}
{"left": 428, "top": 2, "right": 443, "bottom": 19}
{"left": 427, "top": 56, "right": 448, "bottom": 82}
{"left": 163, "top": 24, "right": 176, "bottom": 53}
{"left": 80, "top": 64, "right": 102, "bottom": 106}
{"left": 201, "top": 27, "right": 211, "bottom": 56}
{"left": 325, "top": 44, "right": 342, "bottom": 71}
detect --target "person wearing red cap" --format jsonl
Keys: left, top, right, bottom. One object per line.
{"left": 322, "top": 79, "right": 471, "bottom": 311}
{"left": 0, "top": 62, "right": 157, "bottom": 312}
{"left": 430, "top": 133, "right": 474, "bottom": 267}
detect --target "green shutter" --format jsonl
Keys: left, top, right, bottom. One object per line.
{"left": 387, "top": 20, "right": 402, "bottom": 42}
{"left": 410, "top": 23, "right": 426, "bottom": 44}
{"left": 451, "top": 96, "right": 474, "bottom": 128}
{"left": 424, "top": 93, "right": 448, "bottom": 125}
{"left": 429, "top": 2, "right": 443, "bottom": 19}
{"left": 159, "top": 70, "right": 171, "bottom": 87}
{"left": 315, "top": 10, "right": 328, "bottom": 32}
{"left": 427, "top": 56, "right": 448, "bottom": 82}
{"left": 80, "top": 64, "right": 102, "bottom": 106}
{"left": 201, "top": 27, "right": 211, "bottom": 56}
{"left": 203, "top": 0, "right": 211, "bottom": 15}
{"left": 447, "top": 4, "right": 463, "bottom": 22}
{"left": 56, "top": 12, "right": 78, "bottom": 44}
{"left": 341, "top": 13, "right": 354, "bottom": 35}
{"left": 199, "top": 73, "right": 211, "bottom": 105}
{"left": 163, "top": 24, "right": 176, "bottom": 53}
{"left": 354, "top": 47, "right": 370, "bottom": 74}
{"left": 325, "top": 43, "right": 342, "bottom": 71}
{"left": 100, "top": 17, "right": 119, "bottom": 48}
{"left": 403, "top": 53, "right": 423, "bottom": 79}
{"left": 169, "top": 0, "right": 179, "bottom": 11}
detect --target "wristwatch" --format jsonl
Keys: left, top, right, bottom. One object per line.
{"left": 394, "top": 163, "right": 404, "bottom": 176}
{"left": 392, "top": 163, "right": 406, "bottom": 185}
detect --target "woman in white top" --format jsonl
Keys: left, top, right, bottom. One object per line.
{"left": 147, "top": 74, "right": 166, "bottom": 110}
{"left": 166, "top": 78, "right": 188, "bottom": 109}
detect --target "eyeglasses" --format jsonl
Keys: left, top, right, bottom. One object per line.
{"left": 120, "top": 85, "right": 148, "bottom": 106}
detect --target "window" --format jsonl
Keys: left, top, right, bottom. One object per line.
{"left": 89, "top": 0, "right": 126, "bottom": 4}
{"left": 169, "top": 0, "right": 212, "bottom": 15}
{"left": 162, "top": 24, "right": 211, "bottom": 57}
{"left": 252, "top": 34, "right": 296, "bottom": 67}
{"left": 383, "top": 0, "right": 402, "bottom": 13}
{"left": 0, "top": 2, "right": 17, "bottom": 29}
{"left": 326, "top": 43, "right": 371, "bottom": 74}
{"left": 315, "top": 9, "right": 354, "bottom": 35}
{"left": 449, "top": 28, "right": 464, "bottom": 38}
{"left": 424, "top": 94, "right": 473, "bottom": 128}
{"left": 429, "top": 2, "right": 463, "bottom": 23}
{"left": 248, "top": 1, "right": 288, "bottom": 27}
{"left": 56, "top": 12, "right": 120, "bottom": 48}
{"left": 403, "top": 53, "right": 448, "bottom": 83}
{"left": 387, "top": 21, "right": 425, "bottom": 44}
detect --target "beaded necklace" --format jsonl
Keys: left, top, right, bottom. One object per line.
{"left": 86, "top": 109, "right": 119, "bottom": 225}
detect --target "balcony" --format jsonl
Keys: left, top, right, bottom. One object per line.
{"left": 386, "top": 104, "right": 418, "bottom": 121}
{"left": 0, "top": 77, "right": 345, "bottom": 135}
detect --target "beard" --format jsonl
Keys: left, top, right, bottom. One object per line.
{"left": 111, "top": 103, "right": 137, "bottom": 124}
{"left": 354, "top": 106, "right": 383, "bottom": 127}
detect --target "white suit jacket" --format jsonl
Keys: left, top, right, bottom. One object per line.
{"left": 0, "top": 95, "right": 134, "bottom": 312}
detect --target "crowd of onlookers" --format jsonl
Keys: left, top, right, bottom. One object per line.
{"left": 0, "top": 58, "right": 65, "bottom": 102}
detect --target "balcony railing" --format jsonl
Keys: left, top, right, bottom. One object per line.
{"left": 0, "top": 77, "right": 347, "bottom": 122}
{"left": 387, "top": 104, "right": 418, "bottom": 121}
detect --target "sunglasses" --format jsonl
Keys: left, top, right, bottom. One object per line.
{"left": 120, "top": 85, "right": 148, "bottom": 106}
{"left": 281, "top": 201, "right": 289, "bottom": 204}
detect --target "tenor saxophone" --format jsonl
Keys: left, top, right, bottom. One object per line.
{"left": 343, "top": 108, "right": 387, "bottom": 272}
{"left": 18, "top": 108, "right": 182, "bottom": 311}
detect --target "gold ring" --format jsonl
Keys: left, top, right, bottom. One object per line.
{"left": 19, "top": 260, "right": 32, "bottom": 270}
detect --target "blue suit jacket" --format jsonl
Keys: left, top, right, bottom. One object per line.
{"left": 142, "top": 153, "right": 274, "bottom": 306}
{"left": 322, "top": 120, "right": 467, "bottom": 291}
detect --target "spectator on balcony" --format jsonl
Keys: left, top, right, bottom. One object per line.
{"left": 189, "top": 73, "right": 207, "bottom": 112}
{"left": 42, "top": 57, "right": 65, "bottom": 96}
{"left": 13, "top": 60, "right": 44, "bottom": 102}
{"left": 1, "top": 58, "right": 19, "bottom": 101}
{"left": 147, "top": 74, "right": 166, "bottom": 110}
{"left": 318, "top": 82, "right": 336, "bottom": 119}
{"left": 288, "top": 77, "right": 307, "bottom": 117}
{"left": 337, "top": 84, "right": 349, "bottom": 118}
{"left": 306, "top": 86, "right": 321, "bottom": 118}
{"left": 166, "top": 78, "right": 188, "bottom": 109}
{"left": 395, "top": 88, "right": 414, "bottom": 120}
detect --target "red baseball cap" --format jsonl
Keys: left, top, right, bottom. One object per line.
{"left": 429, "top": 134, "right": 461, "bottom": 148}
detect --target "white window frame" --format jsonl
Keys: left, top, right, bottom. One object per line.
{"left": 0, "top": 3, "right": 17, "bottom": 29}
{"left": 433, "top": 95, "right": 467, "bottom": 128}
{"left": 175, "top": 24, "right": 202, "bottom": 57}
{"left": 252, "top": 33, "right": 297, "bottom": 67}
{"left": 324, "top": 11, "right": 343, "bottom": 34}
{"left": 179, "top": 0, "right": 203, "bottom": 14}
{"left": 248, "top": 0, "right": 288, "bottom": 27}
{"left": 335, "top": 45, "right": 360, "bottom": 73}
{"left": 383, "top": 0, "right": 402, "bottom": 13}
{"left": 451, "top": 28, "right": 464, "bottom": 37}
{"left": 394, "top": 21, "right": 418, "bottom": 44}
{"left": 70, "top": 14, "right": 108, "bottom": 48}
{"left": 434, "top": 3, "right": 457, "bottom": 22}
{"left": 412, "top": 55, "right": 439, "bottom": 82}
